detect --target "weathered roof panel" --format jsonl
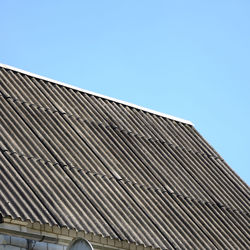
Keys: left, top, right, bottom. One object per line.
{"left": 0, "top": 64, "right": 249, "bottom": 249}
{"left": 0, "top": 63, "right": 193, "bottom": 125}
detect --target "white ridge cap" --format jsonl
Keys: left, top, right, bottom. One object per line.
{"left": 0, "top": 63, "right": 193, "bottom": 125}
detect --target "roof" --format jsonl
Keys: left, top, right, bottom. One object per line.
{"left": 0, "top": 63, "right": 249, "bottom": 249}
{"left": 0, "top": 63, "right": 193, "bottom": 125}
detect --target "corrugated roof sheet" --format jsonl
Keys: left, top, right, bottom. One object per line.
{"left": 0, "top": 64, "right": 249, "bottom": 249}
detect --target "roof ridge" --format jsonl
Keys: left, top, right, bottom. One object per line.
{"left": 0, "top": 63, "right": 193, "bottom": 125}
{"left": 2, "top": 148, "right": 248, "bottom": 216}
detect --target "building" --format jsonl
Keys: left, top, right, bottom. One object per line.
{"left": 0, "top": 63, "right": 249, "bottom": 249}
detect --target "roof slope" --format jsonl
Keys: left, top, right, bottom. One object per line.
{"left": 0, "top": 64, "right": 249, "bottom": 249}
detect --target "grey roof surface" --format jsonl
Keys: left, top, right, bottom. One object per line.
{"left": 0, "top": 64, "right": 249, "bottom": 249}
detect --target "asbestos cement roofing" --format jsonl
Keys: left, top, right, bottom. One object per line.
{"left": 0, "top": 64, "right": 249, "bottom": 249}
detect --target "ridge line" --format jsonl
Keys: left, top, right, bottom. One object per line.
{"left": 0, "top": 63, "right": 193, "bottom": 125}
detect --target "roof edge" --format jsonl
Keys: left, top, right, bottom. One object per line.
{"left": 1, "top": 216, "right": 156, "bottom": 250}
{"left": 0, "top": 63, "right": 193, "bottom": 126}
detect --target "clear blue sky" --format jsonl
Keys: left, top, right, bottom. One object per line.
{"left": 1, "top": 1, "right": 249, "bottom": 185}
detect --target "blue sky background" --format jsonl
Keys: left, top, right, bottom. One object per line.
{"left": 1, "top": 0, "right": 249, "bottom": 185}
